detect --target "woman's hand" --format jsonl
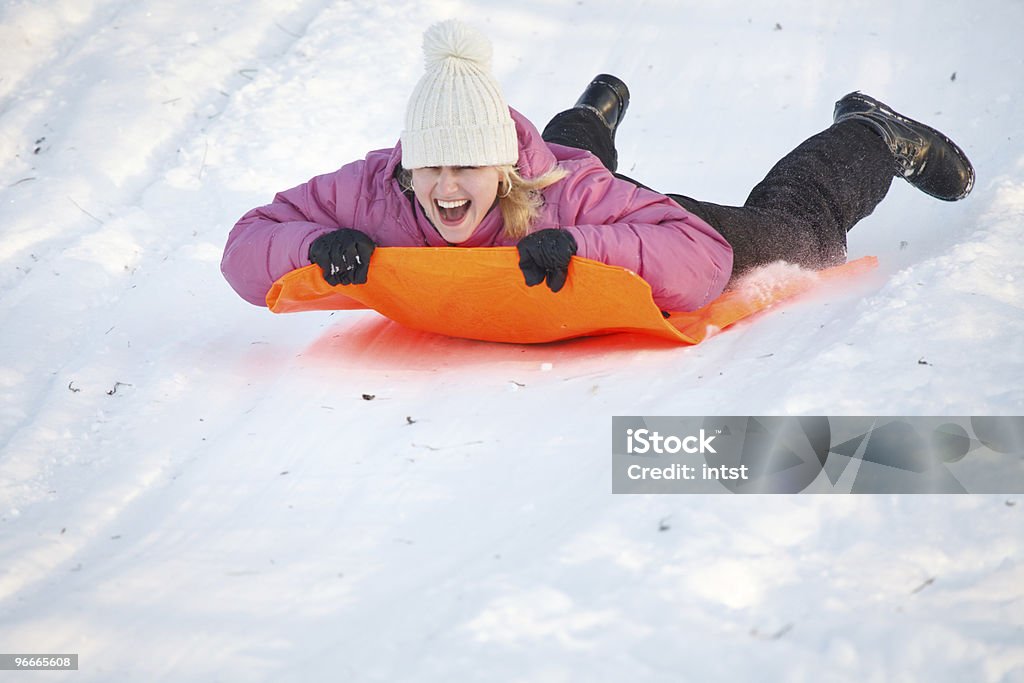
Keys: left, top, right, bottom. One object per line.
{"left": 516, "top": 228, "right": 578, "bottom": 292}
{"left": 308, "top": 228, "right": 377, "bottom": 285}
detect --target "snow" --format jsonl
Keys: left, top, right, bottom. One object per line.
{"left": 1, "top": 0, "right": 1022, "bottom": 680}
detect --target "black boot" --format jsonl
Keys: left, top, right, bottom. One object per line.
{"left": 574, "top": 74, "right": 630, "bottom": 138}
{"left": 833, "top": 91, "right": 974, "bottom": 201}
{"left": 540, "top": 75, "right": 630, "bottom": 173}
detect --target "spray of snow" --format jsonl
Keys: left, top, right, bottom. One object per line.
{"left": 731, "top": 260, "right": 822, "bottom": 306}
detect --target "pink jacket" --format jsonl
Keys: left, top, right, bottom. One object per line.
{"left": 221, "top": 109, "right": 733, "bottom": 311}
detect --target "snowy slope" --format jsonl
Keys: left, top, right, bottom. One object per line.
{"left": 1, "top": 0, "right": 1022, "bottom": 681}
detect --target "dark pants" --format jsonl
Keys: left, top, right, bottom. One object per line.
{"left": 541, "top": 108, "right": 895, "bottom": 278}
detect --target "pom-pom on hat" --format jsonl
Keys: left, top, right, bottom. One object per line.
{"left": 401, "top": 20, "right": 519, "bottom": 169}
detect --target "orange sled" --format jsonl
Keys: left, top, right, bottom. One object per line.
{"left": 266, "top": 247, "right": 877, "bottom": 344}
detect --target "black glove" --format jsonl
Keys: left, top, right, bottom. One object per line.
{"left": 308, "top": 228, "right": 376, "bottom": 286}
{"left": 516, "top": 228, "right": 578, "bottom": 293}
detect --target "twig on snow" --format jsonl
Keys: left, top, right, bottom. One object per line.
{"left": 106, "top": 381, "right": 133, "bottom": 396}
{"left": 911, "top": 577, "right": 936, "bottom": 594}
{"left": 750, "top": 623, "right": 793, "bottom": 640}
{"left": 68, "top": 197, "right": 104, "bottom": 224}
{"left": 274, "top": 21, "right": 301, "bottom": 38}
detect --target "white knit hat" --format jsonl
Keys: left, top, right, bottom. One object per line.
{"left": 401, "top": 20, "right": 519, "bottom": 169}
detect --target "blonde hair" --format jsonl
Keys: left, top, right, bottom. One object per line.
{"left": 398, "top": 163, "right": 568, "bottom": 240}
{"left": 493, "top": 164, "right": 568, "bottom": 239}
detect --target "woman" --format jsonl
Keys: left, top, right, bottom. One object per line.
{"left": 221, "top": 20, "right": 973, "bottom": 313}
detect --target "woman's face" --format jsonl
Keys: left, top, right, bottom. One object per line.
{"left": 411, "top": 165, "right": 502, "bottom": 243}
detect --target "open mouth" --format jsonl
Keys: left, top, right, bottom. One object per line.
{"left": 435, "top": 198, "right": 470, "bottom": 225}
